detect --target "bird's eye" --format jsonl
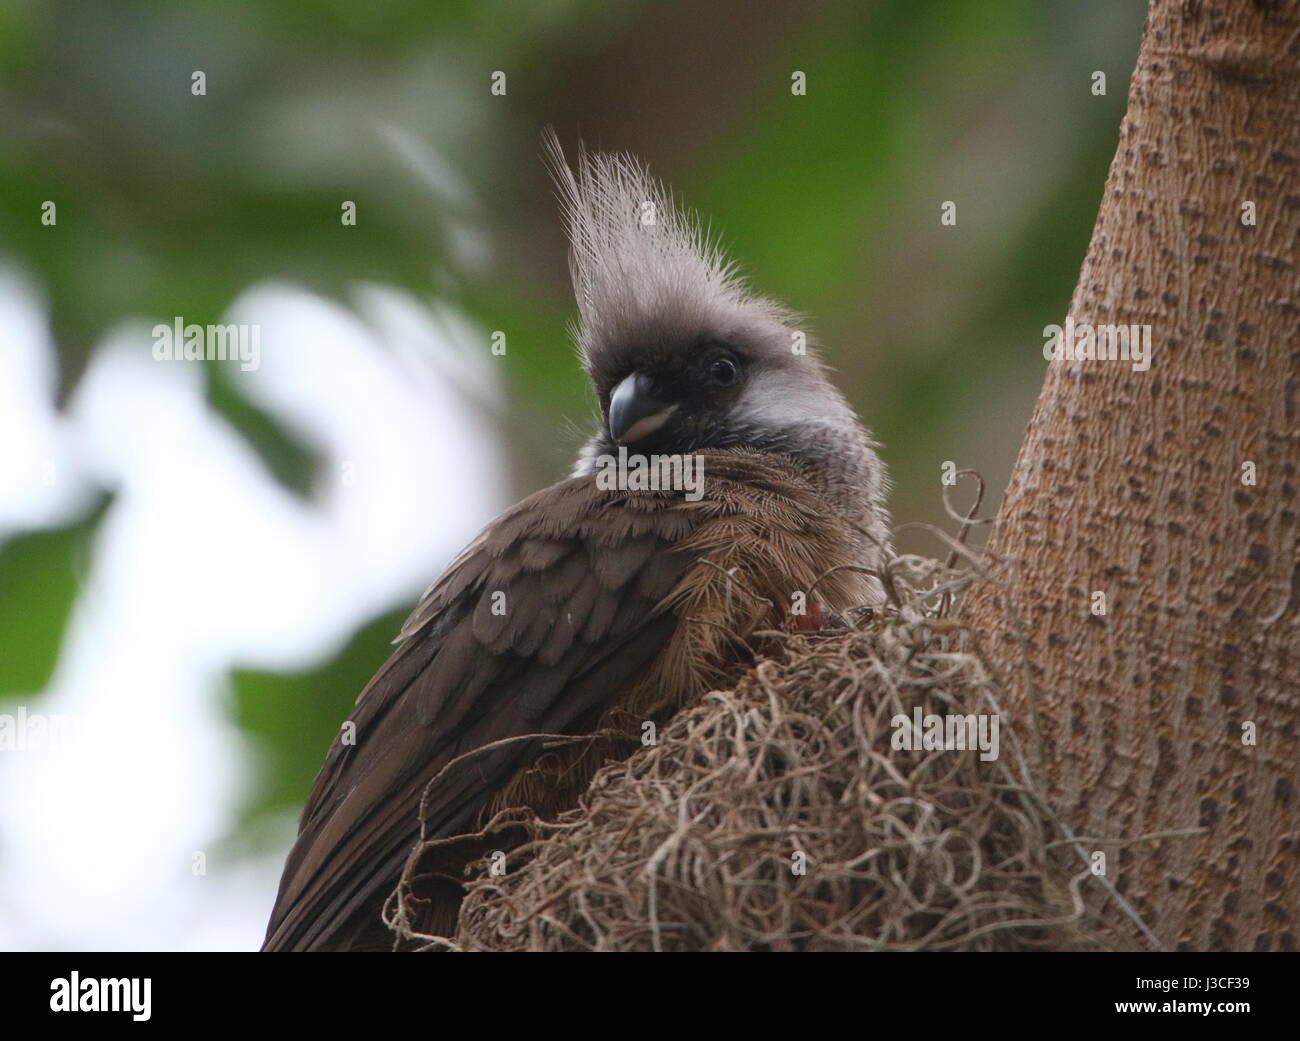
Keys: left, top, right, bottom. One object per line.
{"left": 707, "top": 354, "right": 740, "bottom": 386}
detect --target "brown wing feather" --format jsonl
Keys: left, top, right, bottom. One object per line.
{"left": 262, "top": 474, "right": 695, "bottom": 951}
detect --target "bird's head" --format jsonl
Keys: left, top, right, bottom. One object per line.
{"left": 547, "top": 133, "right": 887, "bottom": 529}
{"left": 587, "top": 315, "right": 848, "bottom": 458}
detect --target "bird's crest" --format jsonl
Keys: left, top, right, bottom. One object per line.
{"left": 542, "top": 129, "right": 793, "bottom": 376}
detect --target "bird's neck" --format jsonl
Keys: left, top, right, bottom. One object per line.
{"left": 571, "top": 421, "right": 889, "bottom": 548}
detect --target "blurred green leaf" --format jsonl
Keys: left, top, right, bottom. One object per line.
{"left": 226, "top": 604, "right": 411, "bottom": 835}
{"left": 0, "top": 496, "right": 108, "bottom": 693}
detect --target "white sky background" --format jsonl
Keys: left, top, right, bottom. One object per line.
{"left": 0, "top": 268, "right": 510, "bottom": 951}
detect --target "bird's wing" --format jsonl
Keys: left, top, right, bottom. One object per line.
{"left": 261, "top": 473, "right": 700, "bottom": 951}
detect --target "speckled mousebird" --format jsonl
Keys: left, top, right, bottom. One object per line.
{"left": 262, "top": 132, "right": 891, "bottom": 951}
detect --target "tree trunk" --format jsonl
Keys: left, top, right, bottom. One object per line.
{"left": 962, "top": 0, "right": 1299, "bottom": 952}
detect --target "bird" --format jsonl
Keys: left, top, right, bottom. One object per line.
{"left": 261, "top": 132, "right": 891, "bottom": 951}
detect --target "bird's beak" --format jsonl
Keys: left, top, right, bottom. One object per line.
{"left": 608, "top": 372, "right": 676, "bottom": 444}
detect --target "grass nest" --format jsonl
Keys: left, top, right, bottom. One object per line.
{"left": 389, "top": 551, "right": 1139, "bottom": 952}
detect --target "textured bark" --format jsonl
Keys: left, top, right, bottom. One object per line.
{"left": 962, "top": 0, "right": 1299, "bottom": 951}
